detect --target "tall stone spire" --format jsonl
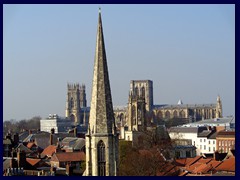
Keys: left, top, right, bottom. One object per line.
{"left": 85, "top": 9, "right": 118, "bottom": 176}
{"left": 88, "top": 9, "right": 116, "bottom": 134}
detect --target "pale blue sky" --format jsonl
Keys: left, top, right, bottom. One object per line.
{"left": 3, "top": 4, "right": 235, "bottom": 120}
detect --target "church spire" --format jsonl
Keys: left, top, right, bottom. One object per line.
{"left": 88, "top": 9, "right": 116, "bottom": 134}
{"left": 85, "top": 9, "right": 119, "bottom": 176}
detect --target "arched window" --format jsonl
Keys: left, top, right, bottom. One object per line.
{"left": 134, "top": 87, "right": 139, "bottom": 96}
{"left": 165, "top": 111, "right": 170, "bottom": 119}
{"left": 157, "top": 111, "right": 163, "bottom": 119}
{"left": 70, "top": 97, "right": 74, "bottom": 108}
{"left": 70, "top": 114, "right": 75, "bottom": 122}
{"left": 132, "top": 105, "right": 136, "bottom": 125}
{"left": 97, "top": 140, "right": 106, "bottom": 176}
{"left": 180, "top": 111, "right": 185, "bottom": 118}
{"left": 141, "top": 87, "right": 145, "bottom": 97}
{"left": 173, "top": 110, "right": 178, "bottom": 118}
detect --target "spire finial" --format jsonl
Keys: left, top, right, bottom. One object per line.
{"left": 99, "top": 7, "right": 101, "bottom": 13}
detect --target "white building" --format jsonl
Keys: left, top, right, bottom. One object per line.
{"left": 40, "top": 114, "right": 74, "bottom": 133}
{"left": 196, "top": 129, "right": 217, "bottom": 155}
{"left": 168, "top": 126, "right": 219, "bottom": 156}
{"left": 168, "top": 126, "right": 208, "bottom": 147}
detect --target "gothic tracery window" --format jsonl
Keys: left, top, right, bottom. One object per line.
{"left": 141, "top": 87, "right": 145, "bottom": 97}
{"left": 70, "top": 97, "right": 74, "bottom": 108}
{"left": 132, "top": 106, "right": 136, "bottom": 125}
{"left": 97, "top": 140, "right": 106, "bottom": 176}
{"left": 165, "top": 111, "right": 170, "bottom": 119}
{"left": 135, "top": 87, "right": 139, "bottom": 97}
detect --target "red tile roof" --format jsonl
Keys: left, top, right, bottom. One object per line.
{"left": 26, "top": 142, "right": 35, "bottom": 149}
{"left": 175, "top": 158, "right": 193, "bottom": 166}
{"left": 41, "top": 145, "right": 57, "bottom": 157}
{"left": 216, "top": 157, "right": 235, "bottom": 172}
{"left": 51, "top": 152, "right": 85, "bottom": 162}
{"left": 198, "top": 158, "right": 212, "bottom": 164}
{"left": 26, "top": 158, "right": 41, "bottom": 166}
{"left": 185, "top": 156, "right": 202, "bottom": 167}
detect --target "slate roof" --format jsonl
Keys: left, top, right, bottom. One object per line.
{"left": 198, "top": 130, "right": 212, "bottom": 137}
{"left": 3, "top": 139, "right": 12, "bottom": 145}
{"left": 208, "top": 131, "right": 217, "bottom": 139}
{"left": 73, "top": 138, "right": 85, "bottom": 151}
{"left": 154, "top": 103, "right": 216, "bottom": 109}
{"left": 169, "top": 126, "right": 207, "bottom": 134}
{"left": 23, "top": 131, "right": 85, "bottom": 150}
{"left": 183, "top": 117, "right": 234, "bottom": 127}
{"left": 16, "top": 143, "right": 33, "bottom": 153}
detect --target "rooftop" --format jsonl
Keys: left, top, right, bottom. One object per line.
{"left": 182, "top": 117, "right": 235, "bottom": 127}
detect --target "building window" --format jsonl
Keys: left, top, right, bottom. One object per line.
{"left": 204, "top": 139, "right": 206, "bottom": 143}
{"left": 175, "top": 151, "right": 180, "bottom": 159}
{"left": 97, "top": 140, "right": 106, "bottom": 176}
{"left": 208, "top": 141, "right": 210, "bottom": 144}
{"left": 200, "top": 139, "right": 202, "bottom": 142}
{"left": 213, "top": 141, "right": 215, "bottom": 144}
{"left": 204, "top": 145, "right": 206, "bottom": 150}
{"left": 186, "top": 151, "right": 191, "bottom": 158}
{"left": 200, "top": 145, "right": 202, "bottom": 150}
{"left": 209, "top": 147, "right": 211, "bottom": 152}
{"left": 213, "top": 147, "right": 215, "bottom": 152}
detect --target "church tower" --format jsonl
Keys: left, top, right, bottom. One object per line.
{"left": 127, "top": 82, "right": 147, "bottom": 131}
{"left": 65, "top": 83, "right": 81, "bottom": 124}
{"left": 85, "top": 9, "right": 119, "bottom": 176}
{"left": 80, "top": 84, "right": 87, "bottom": 108}
{"left": 216, "top": 95, "right": 223, "bottom": 118}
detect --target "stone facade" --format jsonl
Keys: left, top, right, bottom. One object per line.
{"left": 65, "top": 83, "right": 87, "bottom": 124}
{"left": 85, "top": 10, "right": 118, "bottom": 176}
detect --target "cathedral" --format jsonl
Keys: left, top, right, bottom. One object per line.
{"left": 114, "top": 80, "right": 223, "bottom": 130}
{"left": 64, "top": 9, "right": 223, "bottom": 147}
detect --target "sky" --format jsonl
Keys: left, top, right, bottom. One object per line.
{"left": 3, "top": 4, "right": 235, "bottom": 121}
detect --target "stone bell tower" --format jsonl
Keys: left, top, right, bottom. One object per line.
{"left": 65, "top": 83, "right": 81, "bottom": 124}
{"left": 127, "top": 81, "right": 147, "bottom": 131}
{"left": 85, "top": 9, "right": 119, "bottom": 176}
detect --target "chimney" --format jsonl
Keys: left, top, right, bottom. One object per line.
{"left": 17, "top": 149, "right": 26, "bottom": 168}
{"left": 74, "top": 127, "right": 77, "bottom": 137}
{"left": 13, "top": 133, "right": 19, "bottom": 146}
{"left": 10, "top": 157, "right": 17, "bottom": 169}
{"left": 50, "top": 128, "right": 55, "bottom": 145}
